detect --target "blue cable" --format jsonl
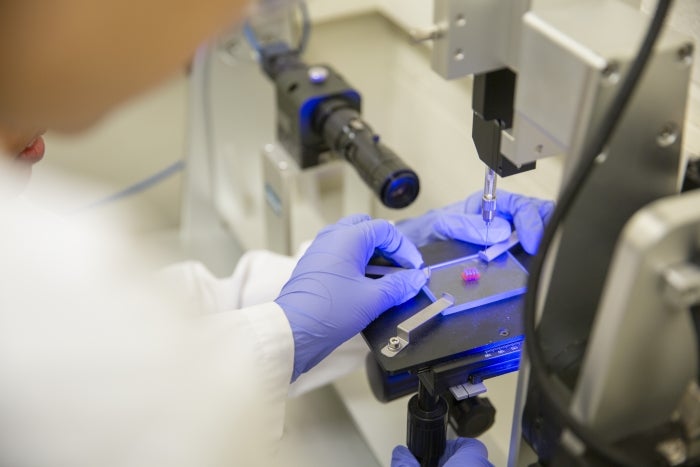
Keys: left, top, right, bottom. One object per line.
{"left": 78, "top": 159, "right": 185, "bottom": 212}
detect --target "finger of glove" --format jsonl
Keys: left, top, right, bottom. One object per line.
{"left": 540, "top": 199, "right": 556, "bottom": 224}
{"left": 464, "top": 191, "right": 483, "bottom": 214}
{"left": 510, "top": 199, "right": 546, "bottom": 254}
{"left": 465, "top": 190, "right": 517, "bottom": 222}
{"left": 337, "top": 213, "right": 372, "bottom": 226}
{"left": 317, "top": 214, "right": 371, "bottom": 238}
{"left": 371, "top": 269, "right": 428, "bottom": 320}
{"left": 434, "top": 213, "right": 511, "bottom": 245}
{"left": 440, "top": 438, "right": 493, "bottom": 467}
{"left": 395, "top": 215, "right": 439, "bottom": 248}
{"left": 368, "top": 219, "right": 424, "bottom": 268}
{"left": 391, "top": 446, "right": 420, "bottom": 467}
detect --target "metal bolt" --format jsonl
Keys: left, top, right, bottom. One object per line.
{"left": 349, "top": 119, "right": 365, "bottom": 131}
{"left": 656, "top": 438, "right": 687, "bottom": 466}
{"left": 499, "top": 328, "right": 510, "bottom": 337}
{"left": 409, "top": 26, "right": 444, "bottom": 44}
{"left": 454, "top": 49, "right": 465, "bottom": 61}
{"left": 595, "top": 152, "right": 608, "bottom": 165}
{"left": 657, "top": 123, "right": 680, "bottom": 148}
{"left": 455, "top": 15, "right": 467, "bottom": 27}
{"left": 277, "top": 161, "right": 289, "bottom": 171}
{"left": 678, "top": 43, "right": 694, "bottom": 66}
{"left": 308, "top": 66, "right": 329, "bottom": 84}
{"left": 601, "top": 62, "right": 621, "bottom": 85}
{"left": 663, "top": 263, "right": 700, "bottom": 309}
{"left": 388, "top": 337, "right": 402, "bottom": 351}
{"left": 264, "top": 144, "right": 275, "bottom": 154}
{"left": 534, "top": 144, "right": 544, "bottom": 154}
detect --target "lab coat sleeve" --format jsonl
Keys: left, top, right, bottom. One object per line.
{"left": 0, "top": 198, "right": 295, "bottom": 467}
{"left": 161, "top": 245, "right": 370, "bottom": 398}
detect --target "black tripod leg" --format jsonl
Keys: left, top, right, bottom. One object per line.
{"left": 407, "top": 381, "right": 448, "bottom": 467}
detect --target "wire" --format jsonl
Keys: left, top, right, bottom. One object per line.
{"left": 523, "top": 0, "right": 674, "bottom": 465}
{"left": 243, "top": 1, "right": 311, "bottom": 55}
{"left": 77, "top": 160, "right": 184, "bottom": 212}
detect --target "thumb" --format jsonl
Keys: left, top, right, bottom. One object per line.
{"left": 442, "top": 438, "right": 493, "bottom": 467}
{"left": 511, "top": 202, "right": 546, "bottom": 254}
{"left": 374, "top": 269, "right": 428, "bottom": 313}
{"left": 391, "top": 446, "right": 421, "bottom": 467}
{"left": 435, "top": 213, "right": 511, "bottom": 245}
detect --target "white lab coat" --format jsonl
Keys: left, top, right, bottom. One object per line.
{"left": 0, "top": 161, "right": 366, "bottom": 467}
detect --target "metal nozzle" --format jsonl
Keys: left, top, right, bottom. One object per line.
{"left": 481, "top": 167, "right": 498, "bottom": 224}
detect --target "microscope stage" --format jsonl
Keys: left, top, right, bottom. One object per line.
{"left": 423, "top": 251, "right": 527, "bottom": 316}
{"left": 363, "top": 240, "right": 530, "bottom": 374}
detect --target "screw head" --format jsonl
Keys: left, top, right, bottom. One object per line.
{"left": 308, "top": 66, "right": 329, "bottom": 84}
{"left": 499, "top": 328, "right": 510, "bottom": 337}
{"left": 455, "top": 15, "right": 467, "bottom": 27}
{"left": 388, "top": 337, "right": 402, "bottom": 351}
{"left": 657, "top": 438, "right": 687, "bottom": 466}
{"left": 349, "top": 119, "right": 365, "bottom": 132}
{"left": 657, "top": 123, "right": 680, "bottom": 148}
{"left": 601, "top": 62, "right": 621, "bottom": 85}
{"left": 677, "top": 43, "right": 694, "bottom": 67}
{"left": 454, "top": 49, "right": 465, "bottom": 61}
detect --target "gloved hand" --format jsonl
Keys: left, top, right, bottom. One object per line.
{"left": 396, "top": 190, "right": 554, "bottom": 254}
{"left": 276, "top": 214, "right": 429, "bottom": 381}
{"left": 391, "top": 438, "right": 493, "bottom": 467}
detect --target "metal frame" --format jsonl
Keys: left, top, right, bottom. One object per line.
{"left": 571, "top": 191, "right": 700, "bottom": 443}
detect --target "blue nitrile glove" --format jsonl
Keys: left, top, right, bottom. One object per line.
{"left": 463, "top": 189, "right": 554, "bottom": 254}
{"left": 396, "top": 190, "right": 554, "bottom": 254}
{"left": 275, "top": 214, "right": 428, "bottom": 382}
{"left": 391, "top": 438, "right": 493, "bottom": 467}
{"left": 395, "top": 200, "right": 512, "bottom": 248}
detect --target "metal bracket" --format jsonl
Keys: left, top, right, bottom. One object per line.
{"left": 664, "top": 263, "right": 700, "bottom": 310}
{"left": 450, "top": 381, "right": 487, "bottom": 401}
{"left": 381, "top": 293, "right": 455, "bottom": 357}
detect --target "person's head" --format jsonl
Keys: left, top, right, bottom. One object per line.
{"left": 0, "top": 0, "right": 259, "bottom": 134}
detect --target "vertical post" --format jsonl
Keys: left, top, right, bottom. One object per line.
{"left": 407, "top": 380, "right": 448, "bottom": 467}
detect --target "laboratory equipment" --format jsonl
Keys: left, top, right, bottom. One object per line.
{"left": 242, "top": 6, "right": 420, "bottom": 254}
{"left": 179, "top": 1, "right": 700, "bottom": 465}
{"left": 363, "top": 0, "right": 697, "bottom": 465}
{"left": 480, "top": 167, "right": 497, "bottom": 244}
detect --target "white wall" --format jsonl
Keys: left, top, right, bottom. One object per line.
{"left": 306, "top": 0, "right": 434, "bottom": 28}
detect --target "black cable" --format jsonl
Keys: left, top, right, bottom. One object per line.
{"left": 523, "top": 0, "right": 675, "bottom": 465}
{"left": 691, "top": 304, "right": 700, "bottom": 385}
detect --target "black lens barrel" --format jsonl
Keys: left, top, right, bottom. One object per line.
{"left": 316, "top": 99, "right": 419, "bottom": 209}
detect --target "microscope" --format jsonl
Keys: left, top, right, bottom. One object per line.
{"left": 240, "top": 4, "right": 423, "bottom": 256}
{"left": 363, "top": 0, "right": 700, "bottom": 466}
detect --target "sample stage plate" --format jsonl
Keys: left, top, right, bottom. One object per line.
{"left": 363, "top": 240, "right": 531, "bottom": 375}
{"left": 423, "top": 252, "right": 528, "bottom": 316}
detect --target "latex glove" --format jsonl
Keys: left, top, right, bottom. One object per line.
{"left": 391, "top": 438, "right": 493, "bottom": 467}
{"left": 276, "top": 214, "right": 428, "bottom": 381}
{"left": 396, "top": 190, "right": 554, "bottom": 254}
